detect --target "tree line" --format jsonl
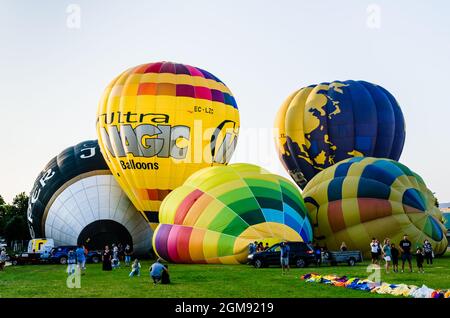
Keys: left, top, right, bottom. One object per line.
{"left": 0, "top": 193, "right": 31, "bottom": 242}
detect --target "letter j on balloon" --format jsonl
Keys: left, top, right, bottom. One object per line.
{"left": 96, "top": 62, "right": 240, "bottom": 230}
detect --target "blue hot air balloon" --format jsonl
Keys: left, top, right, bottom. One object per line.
{"left": 274, "top": 80, "right": 406, "bottom": 189}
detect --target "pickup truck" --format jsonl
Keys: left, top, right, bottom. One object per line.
{"left": 322, "top": 250, "right": 363, "bottom": 266}
{"left": 9, "top": 252, "right": 50, "bottom": 265}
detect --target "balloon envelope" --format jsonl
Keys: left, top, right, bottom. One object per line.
{"left": 275, "top": 80, "right": 406, "bottom": 189}
{"left": 153, "top": 163, "right": 313, "bottom": 264}
{"left": 27, "top": 140, "right": 152, "bottom": 254}
{"left": 97, "top": 62, "right": 240, "bottom": 230}
{"left": 302, "top": 157, "right": 448, "bottom": 256}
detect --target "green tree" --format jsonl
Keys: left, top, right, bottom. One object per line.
{"left": 0, "top": 192, "right": 30, "bottom": 241}
{"left": 0, "top": 195, "right": 6, "bottom": 237}
{"left": 4, "top": 215, "right": 29, "bottom": 241}
{"left": 12, "top": 192, "right": 29, "bottom": 218}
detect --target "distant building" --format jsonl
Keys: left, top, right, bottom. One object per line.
{"left": 439, "top": 202, "right": 450, "bottom": 213}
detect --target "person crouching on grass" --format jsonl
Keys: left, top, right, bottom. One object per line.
{"left": 150, "top": 258, "right": 169, "bottom": 284}
{"left": 129, "top": 259, "right": 141, "bottom": 277}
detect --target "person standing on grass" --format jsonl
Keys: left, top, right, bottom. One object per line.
{"left": 124, "top": 244, "right": 133, "bottom": 266}
{"left": 382, "top": 238, "right": 392, "bottom": 274}
{"left": 129, "top": 259, "right": 141, "bottom": 277}
{"left": 150, "top": 258, "right": 168, "bottom": 284}
{"left": 391, "top": 243, "right": 400, "bottom": 273}
{"left": 112, "top": 244, "right": 120, "bottom": 269}
{"left": 399, "top": 234, "right": 413, "bottom": 272}
{"left": 0, "top": 248, "right": 7, "bottom": 271}
{"left": 118, "top": 243, "right": 124, "bottom": 262}
{"left": 370, "top": 238, "right": 379, "bottom": 264}
{"left": 314, "top": 244, "right": 322, "bottom": 266}
{"left": 75, "top": 244, "right": 86, "bottom": 274}
{"left": 376, "top": 239, "right": 382, "bottom": 263}
{"left": 416, "top": 247, "right": 425, "bottom": 273}
{"left": 67, "top": 249, "right": 77, "bottom": 275}
{"left": 102, "top": 245, "right": 112, "bottom": 271}
{"left": 280, "top": 241, "right": 290, "bottom": 275}
{"left": 423, "top": 239, "right": 433, "bottom": 265}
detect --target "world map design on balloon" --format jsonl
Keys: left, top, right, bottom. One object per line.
{"left": 275, "top": 80, "right": 406, "bottom": 189}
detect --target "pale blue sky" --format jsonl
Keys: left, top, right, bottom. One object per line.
{"left": 1, "top": 0, "right": 449, "bottom": 202}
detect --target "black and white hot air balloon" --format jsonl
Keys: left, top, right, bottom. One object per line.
{"left": 27, "top": 140, "right": 152, "bottom": 254}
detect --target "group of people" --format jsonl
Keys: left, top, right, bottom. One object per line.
{"left": 370, "top": 234, "right": 434, "bottom": 274}
{"left": 67, "top": 244, "right": 88, "bottom": 275}
{"left": 101, "top": 243, "right": 133, "bottom": 271}
{"left": 99, "top": 244, "right": 170, "bottom": 285}
{"left": 248, "top": 241, "right": 270, "bottom": 254}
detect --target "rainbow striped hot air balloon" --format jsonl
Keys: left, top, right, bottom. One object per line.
{"left": 303, "top": 157, "right": 448, "bottom": 256}
{"left": 153, "top": 163, "right": 313, "bottom": 264}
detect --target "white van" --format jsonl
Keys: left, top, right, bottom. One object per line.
{"left": 27, "top": 238, "right": 54, "bottom": 253}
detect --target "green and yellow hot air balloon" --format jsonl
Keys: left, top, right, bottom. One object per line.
{"left": 153, "top": 163, "right": 313, "bottom": 264}
{"left": 303, "top": 157, "right": 447, "bottom": 256}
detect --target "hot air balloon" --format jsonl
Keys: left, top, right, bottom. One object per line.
{"left": 27, "top": 140, "right": 152, "bottom": 254}
{"left": 152, "top": 163, "right": 313, "bottom": 264}
{"left": 274, "top": 80, "right": 406, "bottom": 189}
{"left": 97, "top": 62, "right": 240, "bottom": 230}
{"left": 302, "top": 157, "right": 448, "bottom": 257}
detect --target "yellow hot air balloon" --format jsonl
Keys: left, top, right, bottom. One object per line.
{"left": 97, "top": 62, "right": 240, "bottom": 230}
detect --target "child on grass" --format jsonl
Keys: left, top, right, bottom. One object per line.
{"left": 129, "top": 259, "right": 141, "bottom": 277}
{"left": 67, "top": 249, "right": 77, "bottom": 275}
{"left": 416, "top": 247, "right": 424, "bottom": 273}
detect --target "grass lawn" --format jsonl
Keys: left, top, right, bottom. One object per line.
{"left": 1, "top": 254, "right": 449, "bottom": 298}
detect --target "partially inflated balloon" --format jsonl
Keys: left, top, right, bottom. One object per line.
{"left": 97, "top": 62, "right": 240, "bottom": 230}
{"left": 27, "top": 140, "right": 152, "bottom": 254}
{"left": 153, "top": 163, "right": 313, "bottom": 264}
{"left": 303, "top": 157, "right": 447, "bottom": 256}
{"left": 275, "top": 80, "right": 406, "bottom": 189}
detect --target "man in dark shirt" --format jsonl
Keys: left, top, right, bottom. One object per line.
{"left": 399, "top": 234, "right": 413, "bottom": 272}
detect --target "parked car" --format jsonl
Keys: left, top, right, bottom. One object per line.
{"left": 248, "top": 242, "right": 315, "bottom": 268}
{"left": 49, "top": 246, "right": 101, "bottom": 265}
{"left": 9, "top": 252, "right": 50, "bottom": 265}
{"left": 322, "top": 250, "right": 363, "bottom": 266}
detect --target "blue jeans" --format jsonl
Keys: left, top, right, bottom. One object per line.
{"left": 151, "top": 275, "right": 161, "bottom": 283}
{"left": 125, "top": 256, "right": 131, "bottom": 264}
{"left": 129, "top": 269, "right": 140, "bottom": 277}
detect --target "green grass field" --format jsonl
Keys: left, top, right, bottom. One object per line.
{"left": 1, "top": 254, "right": 449, "bottom": 298}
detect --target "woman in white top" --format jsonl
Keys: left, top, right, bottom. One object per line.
{"left": 370, "top": 238, "right": 379, "bottom": 264}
